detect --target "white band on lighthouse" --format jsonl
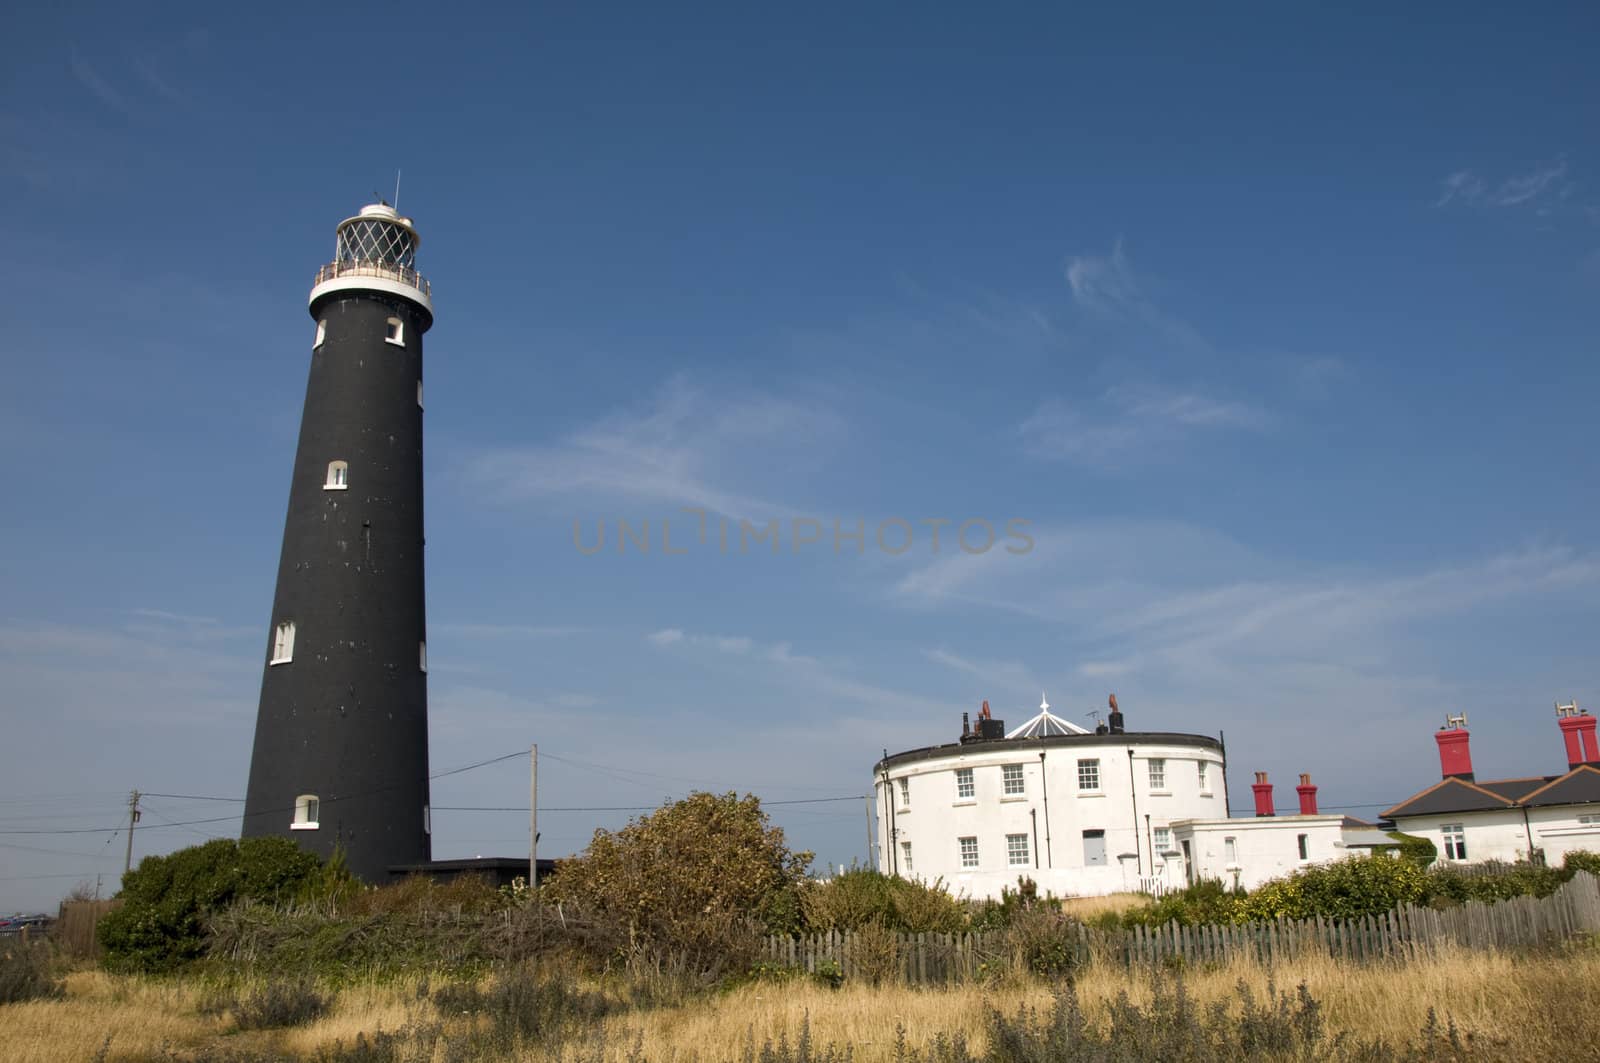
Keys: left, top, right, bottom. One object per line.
{"left": 309, "top": 269, "right": 434, "bottom": 315}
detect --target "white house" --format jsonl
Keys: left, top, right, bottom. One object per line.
{"left": 1170, "top": 813, "right": 1349, "bottom": 891}
{"left": 1381, "top": 704, "right": 1600, "bottom": 866}
{"left": 875, "top": 696, "right": 1229, "bottom": 899}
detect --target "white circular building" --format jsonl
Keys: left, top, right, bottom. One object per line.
{"left": 874, "top": 696, "right": 1229, "bottom": 899}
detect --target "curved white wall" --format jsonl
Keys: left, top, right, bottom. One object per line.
{"left": 875, "top": 736, "right": 1227, "bottom": 900}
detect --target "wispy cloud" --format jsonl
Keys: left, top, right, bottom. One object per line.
{"left": 432, "top": 623, "right": 587, "bottom": 640}
{"left": 130, "top": 52, "right": 191, "bottom": 107}
{"left": 646, "top": 628, "right": 752, "bottom": 654}
{"left": 1065, "top": 240, "right": 1139, "bottom": 313}
{"left": 921, "top": 647, "right": 1041, "bottom": 697}
{"left": 891, "top": 522, "right": 1600, "bottom": 674}
{"left": 1017, "top": 385, "right": 1271, "bottom": 470}
{"left": 465, "top": 377, "right": 844, "bottom": 523}
{"left": 644, "top": 627, "right": 941, "bottom": 720}
{"left": 1434, "top": 158, "right": 1573, "bottom": 212}
{"left": 1062, "top": 241, "right": 1212, "bottom": 353}
{"left": 68, "top": 49, "right": 134, "bottom": 116}
{"left": 884, "top": 523, "right": 1600, "bottom": 788}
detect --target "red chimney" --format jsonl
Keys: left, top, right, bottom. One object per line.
{"left": 1557, "top": 702, "right": 1598, "bottom": 768}
{"left": 1435, "top": 714, "right": 1474, "bottom": 780}
{"left": 1296, "top": 773, "right": 1319, "bottom": 815}
{"left": 1251, "top": 771, "right": 1275, "bottom": 817}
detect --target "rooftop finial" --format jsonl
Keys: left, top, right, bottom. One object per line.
{"left": 1040, "top": 692, "right": 1049, "bottom": 712}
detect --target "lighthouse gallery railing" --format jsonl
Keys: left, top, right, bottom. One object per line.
{"left": 313, "top": 260, "right": 431, "bottom": 298}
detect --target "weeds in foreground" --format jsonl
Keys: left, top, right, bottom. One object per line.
{"left": 232, "top": 977, "right": 329, "bottom": 1030}
{"left": 0, "top": 938, "right": 62, "bottom": 1003}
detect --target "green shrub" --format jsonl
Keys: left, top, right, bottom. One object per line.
{"left": 800, "top": 866, "right": 895, "bottom": 931}
{"left": 801, "top": 868, "right": 967, "bottom": 934}
{"left": 98, "top": 837, "right": 322, "bottom": 973}
{"left": 542, "top": 791, "right": 811, "bottom": 971}
{"left": 0, "top": 938, "right": 62, "bottom": 1003}
{"left": 1125, "top": 878, "right": 1246, "bottom": 928}
{"left": 968, "top": 877, "right": 1051, "bottom": 932}
{"left": 1389, "top": 831, "right": 1438, "bottom": 868}
{"left": 1563, "top": 850, "right": 1600, "bottom": 878}
{"left": 848, "top": 918, "right": 902, "bottom": 986}
{"left": 1004, "top": 904, "right": 1084, "bottom": 978}
{"left": 1242, "top": 854, "right": 1427, "bottom": 921}
{"left": 1424, "top": 862, "right": 1566, "bottom": 906}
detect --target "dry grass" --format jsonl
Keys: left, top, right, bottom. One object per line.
{"left": 2, "top": 969, "right": 220, "bottom": 1062}
{"left": 7, "top": 946, "right": 1600, "bottom": 1061}
{"left": 275, "top": 975, "right": 436, "bottom": 1055}
{"left": 589, "top": 945, "right": 1600, "bottom": 1062}
{"left": 1056, "top": 891, "right": 1151, "bottom": 922}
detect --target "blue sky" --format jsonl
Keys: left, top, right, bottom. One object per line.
{"left": 3, "top": 3, "right": 1598, "bottom": 910}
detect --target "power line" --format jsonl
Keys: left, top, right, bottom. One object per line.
{"left": 431, "top": 750, "right": 528, "bottom": 780}
{"left": 0, "top": 747, "right": 538, "bottom": 836}
{"left": 432, "top": 795, "right": 868, "bottom": 812}
{"left": 0, "top": 871, "right": 102, "bottom": 883}
{"left": 536, "top": 750, "right": 849, "bottom": 794}
{"left": 0, "top": 840, "right": 116, "bottom": 859}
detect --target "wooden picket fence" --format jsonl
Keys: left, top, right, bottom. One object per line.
{"left": 763, "top": 871, "right": 1600, "bottom": 984}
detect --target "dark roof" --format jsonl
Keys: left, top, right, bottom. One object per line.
{"left": 1382, "top": 778, "right": 1514, "bottom": 819}
{"left": 1477, "top": 776, "right": 1560, "bottom": 801}
{"left": 1522, "top": 766, "right": 1600, "bottom": 807}
{"left": 1384, "top": 765, "right": 1600, "bottom": 820}
{"left": 879, "top": 731, "right": 1223, "bottom": 771}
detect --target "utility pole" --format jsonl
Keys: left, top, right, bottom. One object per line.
{"left": 864, "top": 793, "right": 874, "bottom": 870}
{"left": 529, "top": 745, "right": 538, "bottom": 892}
{"left": 123, "top": 790, "right": 141, "bottom": 876}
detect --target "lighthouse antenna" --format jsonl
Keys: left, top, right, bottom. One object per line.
{"left": 394, "top": 170, "right": 402, "bottom": 212}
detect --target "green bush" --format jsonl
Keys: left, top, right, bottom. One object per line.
{"left": 968, "top": 877, "right": 1051, "bottom": 932}
{"left": 801, "top": 867, "right": 966, "bottom": 934}
{"left": 98, "top": 836, "right": 322, "bottom": 973}
{"left": 1125, "top": 878, "right": 1246, "bottom": 928}
{"left": 0, "top": 938, "right": 62, "bottom": 1003}
{"left": 543, "top": 791, "right": 812, "bottom": 969}
{"left": 1563, "top": 850, "right": 1600, "bottom": 878}
{"left": 1425, "top": 862, "right": 1566, "bottom": 906}
{"left": 1003, "top": 904, "right": 1084, "bottom": 978}
{"left": 1242, "top": 854, "right": 1428, "bottom": 921}
{"left": 1388, "top": 831, "right": 1438, "bottom": 868}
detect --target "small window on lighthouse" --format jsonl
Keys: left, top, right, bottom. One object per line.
{"left": 385, "top": 317, "right": 405, "bottom": 347}
{"left": 270, "top": 622, "right": 295, "bottom": 664}
{"left": 292, "top": 794, "right": 320, "bottom": 830}
{"left": 314, "top": 319, "right": 326, "bottom": 348}
{"left": 419, "top": 641, "right": 428, "bottom": 673}
{"left": 325, "top": 460, "right": 349, "bottom": 490}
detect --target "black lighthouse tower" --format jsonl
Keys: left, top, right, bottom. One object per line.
{"left": 242, "top": 203, "right": 434, "bottom": 881}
